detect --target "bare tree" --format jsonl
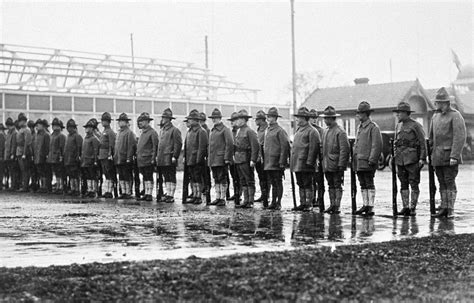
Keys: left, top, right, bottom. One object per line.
{"left": 286, "top": 70, "right": 325, "bottom": 106}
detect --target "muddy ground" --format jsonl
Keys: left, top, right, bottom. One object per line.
{"left": 0, "top": 165, "right": 473, "bottom": 268}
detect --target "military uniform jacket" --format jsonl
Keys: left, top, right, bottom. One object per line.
{"left": 157, "top": 122, "right": 182, "bottom": 167}
{"left": 256, "top": 122, "right": 268, "bottom": 162}
{"left": 81, "top": 133, "right": 100, "bottom": 167}
{"left": 98, "top": 127, "right": 116, "bottom": 160}
{"left": 4, "top": 128, "right": 17, "bottom": 160}
{"left": 16, "top": 127, "right": 32, "bottom": 157}
{"left": 322, "top": 124, "right": 350, "bottom": 172}
{"left": 0, "top": 133, "right": 5, "bottom": 161}
{"left": 233, "top": 124, "right": 259, "bottom": 165}
{"left": 291, "top": 123, "right": 320, "bottom": 172}
{"left": 137, "top": 126, "right": 158, "bottom": 168}
{"left": 208, "top": 122, "right": 233, "bottom": 167}
{"left": 33, "top": 130, "right": 50, "bottom": 165}
{"left": 262, "top": 122, "right": 289, "bottom": 170}
{"left": 184, "top": 125, "right": 208, "bottom": 166}
{"left": 64, "top": 131, "right": 83, "bottom": 166}
{"left": 394, "top": 118, "right": 426, "bottom": 166}
{"left": 353, "top": 119, "right": 382, "bottom": 171}
{"left": 114, "top": 127, "right": 137, "bottom": 165}
{"left": 429, "top": 108, "right": 466, "bottom": 166}
{"left": 48, "top": 131, "right": 66, "bottom": 164}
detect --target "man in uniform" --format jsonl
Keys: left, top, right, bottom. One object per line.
{"left": 156, "top": 108, "right": 182, "bottom": 203}
{"left": 64, "top": 119, "right": 83, "bottom": 196}
{"left": 227, "top": 112, "right": 241, "bottom": 204}
{"left": 429, "top": 87, "right": 466, "bottom": 218}
{"left": 291, "top": 107, "right": 320, "bottom": 211}
{"left": 183, "top": 109, "right": 208, "bottom": 204}
{"left": 199, "top": 112, "right": 211, "bottom": 204}
{"left": 353, "top": 101, "right": 383, "bottom": 216}
{"left": 4, "top": 117, "right": 19, "bottom": 191}
{"left": 99, "top": 112, "right": 116, "bottom": 199}
{"left": 33, "top": 119, "right": 51, "bottom": 193}
{"left": 392, "top": 101, "right": 426, "bottom": 216}
{"left": 28, "top": 119, "right": 39, "bottom": 192}
{"left": 208, "top": 108, "right": 233, "bottom": 206}
{"left": 320, "top": 106, "right": 350, "bottom": 214}
{"left": 234, "top": 109, "right": 259, "bottom": 208}
{"left": 48, "top": 118, "right": 66, "bottom": 194}
{"left": 263, "top": 107, "right": 290, "bottom": 210}
{"left": 254, "top": 110, "right": 269, "bottom": 206}
{"left": 0, "top": 123, "right": 6, "bottom": 190}
{"left": 309, "top": 109, "right": 325, "bottom": 209}
{"left": 136, "top": 112, "right": 159, "bottom": 201}
{"left": 114, "top": 113, "right": 137, "bottom": 199}
{"left": 16, "top": 113, "right": 33, "bottom": 192}
{"left": 81, "top": 120, "right": 100, "bottom": 198}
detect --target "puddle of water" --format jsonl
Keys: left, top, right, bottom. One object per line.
{"left": 0, "top": 166, "right": 472, "bottom": 267}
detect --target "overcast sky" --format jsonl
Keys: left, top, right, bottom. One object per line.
{"left": 0, "top": 0, "right": 472, "bottom": 105}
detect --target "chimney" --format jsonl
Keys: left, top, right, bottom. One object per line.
{"left": 354, "top": 77, "right": 369, "bottom": 85}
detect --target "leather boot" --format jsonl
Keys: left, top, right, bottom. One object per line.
{"left": 333, "top": 188, "right": 343, "bottom": 214}
{"left": 304, "top": 189, "right": 314, "bottom": 212}
{"left": 409, "top": 190, "right": 419, "bottom": 216}
{"left": 210, "top": 184, "right": 221, "bottom": 205}
{"left": 364, "top": 189, "right": 376, "bottom": 216}
{"left": 433, "top": 190, "right": 448, "bottom": 218}
{"left": 236, "top": 186, "right": 249, "bottom": 208}
{"left": 447, "top": 190, "right": 456, "bottom": 218}
{"left": 293, "top": 188, "right": 306, "bottom": 211}
{"left": 193, "top": 184, "right": 203, "bottom": 204}
{"left": 242, "top": 186, "right": 255, "bottom": 208}
{"left": 324, "top": 189, "right": 336, "bottom": 213}
{"left": 355, "top": 189, "right": 369, "bottom": 215}
{"left": 397, "top": 189, "right": 410, "bottom": 216}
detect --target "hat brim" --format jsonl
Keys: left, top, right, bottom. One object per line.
{"left": 208, "top": 115, "right": 222, "bottom": 119}
{"left": 116, "top": 118, "right": 131, "bottom": 121}
{"left": 138, "top": 118, "right": 154, "bottom": 122}
{"left": 293, "top": 114, "right": 310, "bottom": 118}
{"left": 356, "top": 109, "right": 374, "bottom": 113}
{"left": 237, "top": 115, "right": 252, "bottom": 119}
{"left": 392, "top": 109, "right": 415, "bottom": 113}
{"left": 161, "top": 115, "right": 175, "bottom": 119}
{"left": 319, "top": 114, "right": 341, "bottom": 117}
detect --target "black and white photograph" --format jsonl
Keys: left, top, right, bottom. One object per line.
{"left": 0, "top": 0, "right": 472, "bottom": 301}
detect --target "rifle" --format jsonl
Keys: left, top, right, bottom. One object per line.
{"left": 289, "top": 155, "right": 297, "bottom": 209}
{"left": 318, "top": 143, "right": 325, "bottom": 212}
{"left": 182, "top": 143, "right": 189, "bottom": 203}
{"left": 390, "top": 138, "right": 398, "bottom": 217}
{"left": 427, "top": 139, "right": 437, "bottom": 214}
{"left": 349, "top": 139, "right": 357, "bottom": 214}
{"left": 156, "top": 166, "right": 164, "bottom": 200}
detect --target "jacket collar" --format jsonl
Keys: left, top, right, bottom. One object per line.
{"left": 359, "top": 118, "right": 372, "bottom": 129}
{"left": 296, "top": 122, "right": 310, "bottom": 132}
{"left": 141, "top": 125, "right": 152, "bottom": 133}
{"left": 257, "top": 122, "right": 268, "bottom": 131}
{"left": 212, "top": 122, "right": 224, "bottom": 131}
{"left": 161, "top": 121, "right": 172, "bottom": 130}
{"left": 268, "top": 121, "right": 279, "bottom": 129}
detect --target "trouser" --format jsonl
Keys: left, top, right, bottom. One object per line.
{"left": 100, "top": 159, "right": 117, "bottom": 194}
{"left": 211, "top": 166, "right": 228, "bottom": 185}
{"left": 36, "top": 163, "right": 52, "bottom": 190}
{"left": 236, "top": 162, "right": 255, "bottom": 187}
{"left": 324, "top": 171, "right": 344, "bottom": 190}
{"left": 18, "top": 157, "right": 31, "bottom": 190}
{"left": 159, "top": 166, "right": 177, "bottom": 183}
{"left": 0, "top": 160, "right": 5, "bottom": 189}
{"left": 30, "top": 161, "right": 39, "bottom": 191}
{"left": 139, "top": 165, "right": 154, "bottom": 181}
{"left": 229, "top": 163, "right": 240, "bottom": 197}
{"left": 116, "top": 164, "right": 133, "bottom": 181}
{"left": 356, "top": 170, "right": 376, "bottom": 190}
{"left": 266, "top": 170, "right": 284, "bottom": 203}
{"left": 397, "top": 163, "right": 421, "bottom": 191}
{"left": 295, "top": 171, "right": 313, "bottom": 189}
{"left": 7, "top": 160, "right": 20, "bottom": 190}
{"left": 434, "top": 165, "right": 458, "bottom": 191}
{"left": 255, "top": 160, "right": 268, "bottom": 199}
{"left": 50, "top": 163, "right": 65, "bottom": 190}
{"left": 313, "top": 170, "right": 325, "bottom": 198}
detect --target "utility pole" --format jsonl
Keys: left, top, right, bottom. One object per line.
{"left": 290, "top": 0, "right": 297, "bottom": 133}
{"left": 130, "top": 33, "right": 136, "bottom": 96}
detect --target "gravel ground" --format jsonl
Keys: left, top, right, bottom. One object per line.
{"left": 0, "top": 233, "right": 472, "bottom": 302}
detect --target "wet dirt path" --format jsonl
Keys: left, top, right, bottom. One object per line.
{"left": 0, "top": 165, "right": 472, "bottom": 267}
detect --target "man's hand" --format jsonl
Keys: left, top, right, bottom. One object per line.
{"left": 108, "top": 155, "right": 113, "bottom": 161}
{"left": 172, "top": 157, "right": 177, "bottom": 164}
{"left": 250, "top": 161, "right": 255, "bottom": 168}
{"left": 225, "top": 160, "right": 230, "bottom": 165}
{"left": 22, "top": 155, "right": 26, "bottom": 160}
{"left": 449, "top": 158, "right": 458, "bottom": 166}
{"left": 418, "top": 160, "right": 425, "bottom": 169}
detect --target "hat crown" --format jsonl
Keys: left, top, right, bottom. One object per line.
{"left": 255, "top": 110, "right": 266, "bottom": 119}
{"left": 52, "top": 117, "right": 61, "bottom": 126}
{"left": 42, "top": 119, "right": 49, "bottom": 127}
{"left": 117, "top": 113, "right": 130, "bottom": 121}
{"left": 18, "top": 113, "right": 27, "bottom": 121}
{"left": 395, "top": 101, "right": 412, "bottom": 112}
{"left": 137, "top": 112, "right": 152, "bottom": 122}
{"left": 186, "top": 109, "right": 201, "bottom": 120}
{"left": 210, "top": 108, "right": 222, "bottom": 118}
{"left": 237, "top": 109, "right": 250, "bottom": 118}
{"left": 434, "top": 87, "right": 450, "bottom": 101}
{"left": 66, "top": 119, "right": 77, "bottom": 128}
{"left": 357, "top": 101, "right": 372, "bottom": 112}
{"left": 322, "top": 106, "right": 339, "bottom": 117}
{"left": 28, "top": 120, "right": 36, "bottom": 127}
{"left": 295, "top": 106, "right": 310, "bottom": 117}
{"left": 6, "top": 117, "right": 14, "bottom": 126}
{"left": 229, "top": 111, "right": 239, "bottom": 120}
{"left": 34, "top": 119, "right": 42, "bottom": 125}
{"left": 309, "top": 109, "right": 318, "bottom": 118}
{"left": 162, "top": 108, "right": 173, "bottom": 117}
{"left": 101, "top": 112, "right": 112, "bottom": 121}
{"left": 266, "top": 107, "right": 279, "bottom": 117}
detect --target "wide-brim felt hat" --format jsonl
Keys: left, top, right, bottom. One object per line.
{"left": 34, "top": 119, "right": 43, "bottom": 126}
{"left": 209, "top": 108, "right": 223, "bottom": 119}
{"left": 101, "top": 112, "right": 112, "bottom": 121}
{"left": 83, "top": 121, "right": 95, "bottom": 128}
{"left": 237, "top": 109, "right": 252, "bottom": 119}
{"left": 266, "top": 107, "right": 281, "bottom": 117}
{"left": 27, "top": 120, "right": 35, "bottom": 128}
{"left": 228, "top": 112, "right": 239, "bottom": 121}
{"left": 137, "top": 112, "right": 153, "bottom": 122}
{"left": 293, "top": 106, "right": 311, "bottom": 117}
{"left": 309, "top": 109, "right": 319, "bottom": 118}
{"left": 66, "top": 119, "right": 78, "bottom": 128}
{"left": 185, "top": 109, "right": 202, "bottom": 121}
{"left": 116, "top": 113, "right": 131, "bottom": 121}
{"left": 0, "top": 123, "right": 5, "bottom": 130}
{"left": 319, "top": 106, "right": 341, "bottom": 117}
{"left": 254, "top": 110, "right": 266, "bottom": 120}
{"left": 433, "top": 87, "right": 451, "bottom": 102}
{"left": 356, "top": 101, "right": 374, "bottom": 113}
{"left": 18, "top": 113, "right": 28, "bottom": 122}
{"left": 161, "top": 108, "right": 175, "bottom": 119}
{"left": 392, "top": 101, "right": 415, "bottom": 113}
{"left": 5, "top": 118, "right": 14, "bottom": 126}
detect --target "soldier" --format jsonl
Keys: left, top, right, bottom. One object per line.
{"left": 89, "top": 117, "right": 103, "bottom": 195}
{"left": 263, "top": 107, "right": 290, "bottom": 210}
{"left": 64, "top": 119, "right": 83, "bottom": 196}
{"left": 33, "top": 119, "right": 51, "bottom": 193}
{"left": 291, "top": 107, "right": 320, "bottom": 211}
{"left": 309, "top": 109, "right": 325, "bottom": 208}
{"left": 353, "top": 101, "right": 383, "bottom": 216}
{"left": 136, "top": 112, "right": 158, "bottom": 201}
{"left": 199, "top": 112, "right": 212, "bottom": 204}
{"left": 208, "top": 108, "right": 234, "bottom": 206}
{"left": 0, "top": 123, "right": 5, "bottom": 190}
{"left": 392, "top": 102, "right": 427, "bottom": 216}
{"left": 183, "top": 109, "right": 208, "bottom": 204}
{"left": 48, "top": 118, "right": 66, "bottom": 194}
{"left": 28, "top": 119, "right": 38, "bottom": 192}
{"left": 429, "top": 87, "right": 466, "bottom": 218}
{"left": 156, "top": 108, "right": 182, "bottom": 203}
{"left": 319, "top": 106, "right": 350, "bottom": 214}
{"left": 16, "top": 113, "right": 33, "bottom": 192}
{"left": 99, "top": 112, "right": 116, "bottom": 199}
{"left": 81, "top": 120, "right": 100, "bottom": 198}
{"left": 234, "top": 109, "right": 259, "bottom": 208}
{"left": 114, "top": 113, "right": 137, "bottom": 199}
{"left": 254, "top": 110, "right": 269, "bottom": 206}
{"left": 227, "top": 112, "right": 241, "bottom": 204}
{"left": 4, "top": 117, "right": 19, "bottom": 191}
